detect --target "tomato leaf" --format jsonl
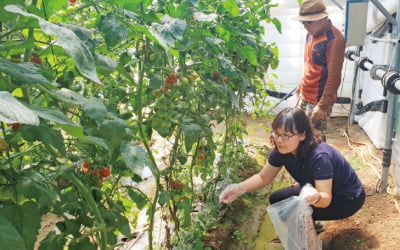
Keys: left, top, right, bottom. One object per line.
{"left": 22, "top": 124, "right": 66, "bottom": 156}
{"left": 177, "top": 197, "right": 192, "bottom": 228}
{"left": 120, "top": 141, "right": 154, "bottom": 177}
{"left": 38, "top": 231, "right": 67, "bottom": 250}
{"left": 149, "top": 15, "right": 187, "bottom": 49}
{"left": 56, "top": 124, "right": 85, "bottom": 141}
{"left": 193, "top": 12, "right": 218, "bottom": 22}
{"left": 151, "top": 117, "right": 172, "bottom": 138}
{"left": 127, "top": 189, "right": 148, "bottom": 210}
{"left": 239, "top": 44, "right": 258, "bottom": 66}
{"left": 98, "top": 13, "right": 128, "bottom": 48}
{"left": 45, "top": 88, "right": 87, "bottom": 106}
{"left": 85, "top": 136, "right": 111, "bottom": 152}
{"left": 1, "top": 201, "right": 42, "bottom": 250}
{"left": 222, "top": 0, "right": 240, "bottom": 17}
{"left": 29, "top": 106, "right": 77, "bottom": 126}
{"left": 99, "top": 118, "right": 129, "bottom": 149}
{"left": 271, "top": 17, "right": 282, "bottom": 34}
{"left": 0, "top": 0, "right": 24, "bottom": 22}
{"left": 180, "top": 123, "right": 201, "bottom": 152}
{"left": 0, "top": 215, "right": 26, "bottom": 250}
{"left": 0, "top": 58, "right": 50, "bottom": 85}
{"left": 83, "top": 98, "right": 108, "bottom": 124}
{"left": 94, "top": 53, "right": 118, "bottom": 72}
{"left": 5, "top": 5, "right": 101, "bottom": 84}
{"left": 0, "top": 91, "right": 40, "bottom": 126}
{"left": 16, "top": 174, "right": 59, "bottom": 206}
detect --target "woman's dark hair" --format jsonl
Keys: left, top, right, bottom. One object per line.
{"left": 270, "top": 107, "right": 316, "bottom": 158}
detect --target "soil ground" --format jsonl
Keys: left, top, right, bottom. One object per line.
{"left": 206, "top": 115, "right": 400, "bottom": 250}
{"left": 317, "top": 117, "right": 400, "bottom": 250}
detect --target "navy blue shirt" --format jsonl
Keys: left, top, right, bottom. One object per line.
{"left": 268, "top": 142, "right": 363, "bottom": 199}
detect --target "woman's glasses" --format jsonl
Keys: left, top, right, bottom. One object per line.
{"left": 271, "top": 132, "right": 299, "bottom": 141}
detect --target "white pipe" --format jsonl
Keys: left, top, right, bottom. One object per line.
{"left": 365, "top": 35, "right": 398, "bottom": 44}
{"left": 395, "top": 79, "right": 400, "bottom": 91}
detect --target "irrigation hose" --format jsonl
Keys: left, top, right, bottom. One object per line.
{"left": 338, "top": 128, "right": 382, "bottom": 189}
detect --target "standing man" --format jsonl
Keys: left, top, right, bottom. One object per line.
{"left": 293, "top": 0, "right": 345, "bottom": 137}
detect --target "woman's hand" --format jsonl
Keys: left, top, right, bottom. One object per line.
{"left": 300, "top": 183, "right": 321, "bottom": 205}
{"left": 219, "top": 183, "right": 247, "bottom": 204}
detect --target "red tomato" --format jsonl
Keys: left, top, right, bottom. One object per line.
{"left": 8, "top": 123, "right": 21, "bottom": 131}
{"left": 198, "top": 154, "right": 206, "bottom": 160}
{"left": 222, "top": 76, "right": 228, "bottom": 83}
{"left": 97, "top": 167, "right": 110, "bottom": 178}
{"left": 213, "top": 71, "right": 219, "bottom": 79}
{"left": 79, "top": 162, "right": 90, "bottom": 173}
{"left": 169, "top": 73, "right": 178, "bottom": 81}
{"left": 30, "top": 55, "right": 42, "bottom": 64}
{"left": 82, "top": 162, "right": 90, "bottom": 169}
{"left": 166, "top": 77, "right": 175, "bottom": 85}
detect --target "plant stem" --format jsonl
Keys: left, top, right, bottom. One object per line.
{"left": 67, "top": 172, "right": 108, "bottom": 249}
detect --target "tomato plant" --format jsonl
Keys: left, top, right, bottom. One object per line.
{"left": 0, "top": 0, "right": 280, "bottom": 249}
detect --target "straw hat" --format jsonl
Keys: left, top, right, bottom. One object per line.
{"left": 293, "top": 0, "right": 329, "bottom": 21}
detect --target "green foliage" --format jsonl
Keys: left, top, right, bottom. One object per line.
{"left": 0, "top": 0, "right": 280, "bottom": 249}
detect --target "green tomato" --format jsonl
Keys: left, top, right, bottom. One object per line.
{"left": 181, "top": 77, "right": 189, "bottom": 84}
{"left": 149, "top": 53, "right": 156, "bottom": 62}
{"left": 0, "top": 139, "right": 8, "bottom": 151}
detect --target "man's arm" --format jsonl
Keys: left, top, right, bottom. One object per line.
{"left": 318, "top": 35, "right": 345, "bottom": 111}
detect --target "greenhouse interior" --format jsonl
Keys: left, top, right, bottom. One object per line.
{"left": 0, "top": 0, "right": 400, "bottom": 249}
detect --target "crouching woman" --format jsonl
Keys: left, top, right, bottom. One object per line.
{"left": 219, "top": 107, "right": 365, "bottom": 227}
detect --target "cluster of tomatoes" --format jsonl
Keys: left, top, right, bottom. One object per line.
{"left": 79, "top": 162, "right": 110, "bottom": 178}
{"left": 164, "top": 71, "right": 201, "bottom": 86}
{"left": 213, "top": 71, "right": 228, "bottom": 83}
{"left": 165, "top": 72, "right": 178, "bottom": 85}
{"left": 170, "top": 180, "right": 186, "bottom": 191}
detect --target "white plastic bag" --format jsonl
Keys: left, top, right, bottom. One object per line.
{"left": 266, "top": 196, "right": 322, "bottom": 250}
